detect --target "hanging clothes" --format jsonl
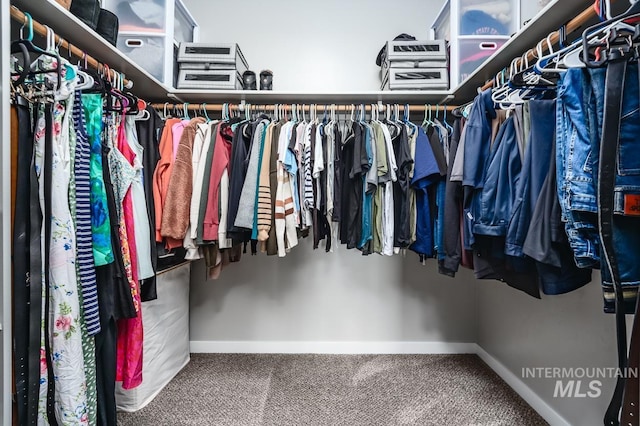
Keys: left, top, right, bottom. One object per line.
{"left": 113, "top": 114, "right": 144, "bottom": 390}
{"left": 35, "top": 95, "right": 89, "bottom": 425}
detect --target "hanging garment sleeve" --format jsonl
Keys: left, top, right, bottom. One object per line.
{"left": 600, "top": 58, "right": 630, "bottom": 426}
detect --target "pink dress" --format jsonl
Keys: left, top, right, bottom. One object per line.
{"left": 115, "top": 116, "right": 144, "bottom": 389}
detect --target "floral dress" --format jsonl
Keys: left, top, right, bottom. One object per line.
{"left": 35, "top": 95, "right": 89, "bottom": 424}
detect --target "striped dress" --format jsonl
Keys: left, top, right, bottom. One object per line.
{"left": 72, "top": 90, "right": 100, "bottom": 335}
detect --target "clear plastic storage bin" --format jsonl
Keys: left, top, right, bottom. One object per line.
{"left": 174, "top": 0, "right": 199, "bottom": 44}
{"left": 104, "top": 0, "right": 198, "bottom": 86}
{"left": 102, "top": 0, "right": 168, "bottom": 33}
{"left": 458, "top": 0, "right": 515, "bottom": 35}
{"left": 458, "top": 37, "right": 507, "bottom": 82}
{"left": 117, "top": 34, "right": 167, "bottom": 82}
{"left": 431, "top": 0, "right": 519, "bottom": 87}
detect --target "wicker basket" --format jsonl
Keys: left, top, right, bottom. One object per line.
{"left": 54, "top": 0, "right": 72, "bottom": 10}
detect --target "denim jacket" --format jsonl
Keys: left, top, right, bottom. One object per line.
{"left": 462, "top": 89, "right": 497, "bottom": 248}
{"left": 473, "top": 116, "right": 522, "bottom": 237}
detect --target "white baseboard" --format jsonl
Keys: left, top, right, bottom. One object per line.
{"left": 189, "top": 340, "right": 477, "bottom": 355}
{"left": 475, "top": 345, "right": 571, "bottom": 426}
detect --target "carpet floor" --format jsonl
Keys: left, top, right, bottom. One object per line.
{"left": 117, "top": 353, "right": 548, "bottom": 426}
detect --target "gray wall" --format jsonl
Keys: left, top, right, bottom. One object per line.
{"left": 477, "top": 274, "right": 625, "bottom": 426}
{"left": 190, "top": 240, "right": 478, "bottom": 344}
{"left": 181, "top": 1, "right": 623, "bottom": 425}
{"left": 185, "top": 0, "right": 477, "bottom": 347}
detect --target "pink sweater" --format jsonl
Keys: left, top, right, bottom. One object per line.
{"left": 202, "top": 123, "right": 233, "bottom": 241}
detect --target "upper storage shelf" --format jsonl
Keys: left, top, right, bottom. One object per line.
{"left": 12, "top": 0, "right": 172, "bottom": 101}
{"left": 12, "top": 0, "right": 614, "bottom": 105}
{"left": 450, "top": 0, "right": 610, "bottom": 102}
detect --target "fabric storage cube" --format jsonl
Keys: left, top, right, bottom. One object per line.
{"left": 117, "top": 34, "right": 167, "bottom": 82}
{"left": 102, "top": 0, "right": 168, "bottom": 33}
{"left": 177, "top": 69, "right": 242, "bottom": 90}
{"left": 115, "top": 263, "right": 191, "bottom": 412}
{"left": 381, "top": 68, "right": 449, "bottom": 91}
{"left": 177, "top": 43, "right": 249, "bottom": 70}
{"left": 384, "top": 40, "right": 447, "bottom": 63}
{"left": 458, "top": 37, "right": 506, "bottom": 83}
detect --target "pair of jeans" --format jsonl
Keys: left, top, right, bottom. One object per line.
{"left": 587, "top": 64, "right": 640, "bottom": 314}
{"left": 555, "top": 68, "right": 600, "bottom": 269}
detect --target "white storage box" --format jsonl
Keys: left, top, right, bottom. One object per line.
{"left": 384, "top": 40, "right": 447, "bottom": 63}
{"left": 177, "top": 43, "right": 249, "bottom": 71}
{"left": 383, "top": 59, "right": 448, "bottom": 70}
{"left": 381, "top": 68, "right": 449, "bottom": 91}
{"left": 177, "top": 68, "right": 243, "bottom": 90}
{"left": 115, "top": 263, "right": 191, "bottom": 412}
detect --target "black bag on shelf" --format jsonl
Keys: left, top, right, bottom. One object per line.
{"left": 69, "top": 0, "right": 100, "bottom": 30}
{"left": 96, "top": 8, "right": 119, "bottom": 46}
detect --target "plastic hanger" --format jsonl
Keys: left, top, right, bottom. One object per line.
{"left": 579, "top": 1, "right": 640, "bottom": 67}
{"left": 202, "top": 103, "right": 211, "bottom": 121}
{"left": 74, "top": 66, "right": 95, "bottom": 91}
{"left": 422, "top": 104, "right": 434, "bottom": 129}
{"left": 162, "top": 102, "right": 170, "bottom": 119}
{"left": 115, "top": 72, "right": 134, "bottom": 113}
{"left": 11, "top": 13, "right": 62, "bottom": 90}
{"left": 442, "top": 105, "right": 453, "bottom": 134}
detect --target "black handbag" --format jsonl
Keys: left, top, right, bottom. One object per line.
{"left": 69, "top": 0, "right": 100, "bottom": 31}
{"left": 96, "top": 8, "right": 119, "bottom": 46}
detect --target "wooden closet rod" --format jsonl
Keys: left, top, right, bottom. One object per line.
{"left": 9, "top": 5, "right": 133, "bottom": 89}
{"left": 480, "top": 2, "right": 598, "bottom": 91}
{"left": 151, "top": 103, "right": 459, "bottom": 113}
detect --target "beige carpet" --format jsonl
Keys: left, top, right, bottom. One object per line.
{"left": 117, "top": 353, "right": 548, "bottom": 426}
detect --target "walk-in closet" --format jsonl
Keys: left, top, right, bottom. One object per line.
{"left": 2, "top": 0, "right": 640, "bottom": 425}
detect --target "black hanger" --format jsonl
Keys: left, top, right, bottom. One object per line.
{"left": 10, "top": 41, "right": 31, "bottom": 86}
{"left": 124, "top": 92, "right": 140, "bottom": 115}
{"left": 581, "top": 2, "right": 640, "bottom": 67}
{"left": 11, "top": 13, "right": 62, "bottom": 90}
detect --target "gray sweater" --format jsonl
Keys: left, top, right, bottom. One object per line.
{"left": 234, "top": 120, "right": 268, "bottom": 229}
